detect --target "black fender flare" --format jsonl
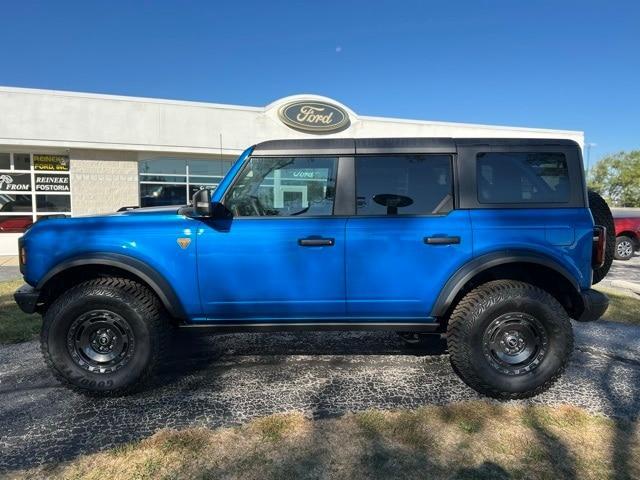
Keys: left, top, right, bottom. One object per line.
{"left": 37, "top": 252, "right": 187, "bottom": 319}
{"left": 430, "top": 250, "right": 582, "bottom": 317}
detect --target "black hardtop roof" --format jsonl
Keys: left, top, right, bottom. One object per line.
{"left": 251, "top": 137, "right": 580, "bottom": 156}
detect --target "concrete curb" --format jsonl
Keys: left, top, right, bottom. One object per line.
{"left": 609, "top": 280, "right": 640, "bottom": 295}
{"left": 599, "top": 279, "right": 640, "bottom": 298}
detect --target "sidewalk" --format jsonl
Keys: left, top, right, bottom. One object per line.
{"left": 0, "top": 256, "right": 20, "bottom": 282}
{"left": 600, "top": 255, "right": 640, "bottom": 298}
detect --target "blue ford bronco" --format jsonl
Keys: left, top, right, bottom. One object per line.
{"left": 14, "top": 138, "right": 614, "bottom": 399}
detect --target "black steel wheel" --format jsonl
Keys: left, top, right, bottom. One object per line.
{"left": 67, "top": 310, "right": 135, "bottom": 374}
{"left": 482, "top": 313, "right": 548, "bottom": 376}
{"left": 41, "top": 277, "right": 169, "bottom": 396}
{"left": 447, "top": 280, "right": 573, "bottom": 399}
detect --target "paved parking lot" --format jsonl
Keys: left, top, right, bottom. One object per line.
{"left": 607, "top": 254, "right": 640, "bottom": 284}
{"left": 1, "top": 320, "right": 639, "bottom": 472}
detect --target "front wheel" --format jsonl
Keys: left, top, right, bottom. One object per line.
{"left": 447, "top": 280, "right": 573, "bottom": 399}
{"left": 615, "top": 236, "right": 635, "bottom": 260}
{"left": 41, "top": 278, "right": 169, "bottom": 396}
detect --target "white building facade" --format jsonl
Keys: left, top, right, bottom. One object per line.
{"left": 0, "top": 86, "right": 584, "bottom": 255}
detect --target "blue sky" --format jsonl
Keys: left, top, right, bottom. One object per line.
{"left": 1, "top": 1, "right": 638, "bottom": 163}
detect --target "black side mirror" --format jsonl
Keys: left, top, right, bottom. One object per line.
{"left": 192, "top": 189, "right": 212, "bottom": 217}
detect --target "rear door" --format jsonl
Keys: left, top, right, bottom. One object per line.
{"left": 345, "top": 152, "right": 472, "bottom": 319}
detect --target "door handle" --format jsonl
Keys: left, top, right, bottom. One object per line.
{"left": 298, "top": 237, "right": 335, "bottom": 247}
{"left": 424, "top": 236, "right": 460, "bottom": 245}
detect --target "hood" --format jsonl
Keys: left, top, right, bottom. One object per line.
{"left": 74, "top": 205, "right": 182, "bottom": 219}
{"left": 117, "top": 205, "right": 182, "bottom": 215}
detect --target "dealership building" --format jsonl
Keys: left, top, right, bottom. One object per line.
{"left": 0, "top": 86, "right": 584, "bottom": 255}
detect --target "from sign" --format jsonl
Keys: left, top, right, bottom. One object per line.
{"left": 278, "top": 101, "right": 350, "bottom": 133}
{"left": 34, "top": 155, "right": 70, "bottom": 171}
{"left": 0, "top": 173, "right": 31, "bottom": 191}
{"left": 35, "top": 174, "right": 70, "bottom": 192}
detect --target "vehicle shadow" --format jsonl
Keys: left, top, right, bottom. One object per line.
{"left": 151, "top": 329, "right": 447, "bottom": 390}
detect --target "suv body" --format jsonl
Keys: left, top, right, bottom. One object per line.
{"left": 613, "top": 214, "right": 640, "bottom": 260}
{"left": 14, "top": 138, "right": 609, "bottom": 398}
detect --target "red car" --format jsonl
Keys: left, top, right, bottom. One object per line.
{"left": 613, "top": 213, "right": 640, "bottom": 260}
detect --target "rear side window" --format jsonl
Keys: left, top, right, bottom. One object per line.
{"left": 355, "top": 155, "right": 452, "bottom": 215}
{"left": 477, "top": 152, "right": 570, "bottom": 204}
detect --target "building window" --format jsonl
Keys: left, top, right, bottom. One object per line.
{"left": 138, "top": 156, "right": 233, "bottom": 207}
{"left": 0, "top": 153, "right": 71, "bottom": 233}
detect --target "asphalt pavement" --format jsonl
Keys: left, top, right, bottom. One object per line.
{"left": 0, "top": 320, "right": 639, "bottom": 473}
{"left": 607, "top": 254, "right": 640, "bottom": 284}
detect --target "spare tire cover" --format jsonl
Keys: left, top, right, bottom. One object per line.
{"left": 588, "top": 190, "right": 615, "bottom": 284}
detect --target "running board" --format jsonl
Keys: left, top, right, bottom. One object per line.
{"left": 179, "top": 321, "right": 441, "bottom": 334}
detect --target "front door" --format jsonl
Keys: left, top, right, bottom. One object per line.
{"left": 345, "top": 154, "right": 473, "bottom": 319}
{"left": 197, "top": 155, "right": 345, "bottom": 320}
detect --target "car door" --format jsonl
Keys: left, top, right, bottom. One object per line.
{"left": 345, "top": 153, "right": 473, "bottom": 319}
{"left": 197, "top": 155, "right": 346, "bottom": 320}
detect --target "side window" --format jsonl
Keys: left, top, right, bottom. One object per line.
{"left": 355, "top": 155, "right": 452, "bottom": 216}
{"left": 477, "top": 152, "right": 570, "bottom": 204}
{"left": 224, "top": 156, "right": 337, "bottom": 217}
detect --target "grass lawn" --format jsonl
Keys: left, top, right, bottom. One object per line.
{"left": 13, "top": 402, "right": 639, "bottom": 480}
{"left": 594, "top": 286, "right": 640, "bottom": 325}
{"left": 0, "top": 279, "right": 42, "bottom": 344}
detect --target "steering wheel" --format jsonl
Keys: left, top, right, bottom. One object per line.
{"left": 247, "top": 195, "right": 265, "bottom": 216}
{"left": 229, "top": 195, "right": 265, "bottom": 217}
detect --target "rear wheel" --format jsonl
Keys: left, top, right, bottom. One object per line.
{"left": 615, "top": 236, "right": 635, "bottom": 260}
{"left": 447, "top": 280, "right": 573, "bottom": 399}
{"left": 41, "top": 277, "right": 169, "bottom": 396}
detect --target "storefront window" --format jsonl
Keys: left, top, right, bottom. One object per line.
{"left": 140, "top": 184, "right": 187, "bottom": 207}
{"left": 139, "top": 156, "right": 233, "bottom": 207}
{"left": 139, "top": 158, "right": 187, "bottom": 175}
{"left": 0, "top": 153, "right": 9, "bottom": 170}
{"left": 0, "top": 153, "right": 71, "bottom": 232}
{"left": 14, "top": 153, "right": 31, "bottom": 170}
{"left": 0, "top": 216, "right": 32, "bottom": 233}
{"left": 36, "top": 194, "right": 71, "bottom": 212}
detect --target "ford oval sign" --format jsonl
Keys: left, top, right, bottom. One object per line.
{"left": 278, "top": 101, "right": 350, "bottom": 133}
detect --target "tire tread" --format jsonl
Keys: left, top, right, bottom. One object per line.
{"left": 40, "top": 277, "right": 169, "bottom": 397}
{"left": 447, "top": 280, "right": 574, "bottom": 399}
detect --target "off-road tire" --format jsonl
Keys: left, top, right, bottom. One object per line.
{"left": 41, "top": 277, "right": 169, "bottom": 396}
{"left": 447, "top": 280, "right": 573, "bottom": 399}
{"left": 614, "top": 235, "right": 635, "bottom": 261}
{"left": 588, "top": 190, "right": 615, "bottom": 283}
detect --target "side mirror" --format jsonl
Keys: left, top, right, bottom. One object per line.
{"left": 192, "top": 189, "right": 212, "bottom": 217}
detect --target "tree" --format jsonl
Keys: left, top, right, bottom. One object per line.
{"left": 587, "top": 151, "right": 640, "bottom": 207}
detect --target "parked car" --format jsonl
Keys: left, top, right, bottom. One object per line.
{"left": 613, "top": 214, "right": 640, "bottom": 260}
{"left": 14, "top": 138, "right": 613, "bottom": 399}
